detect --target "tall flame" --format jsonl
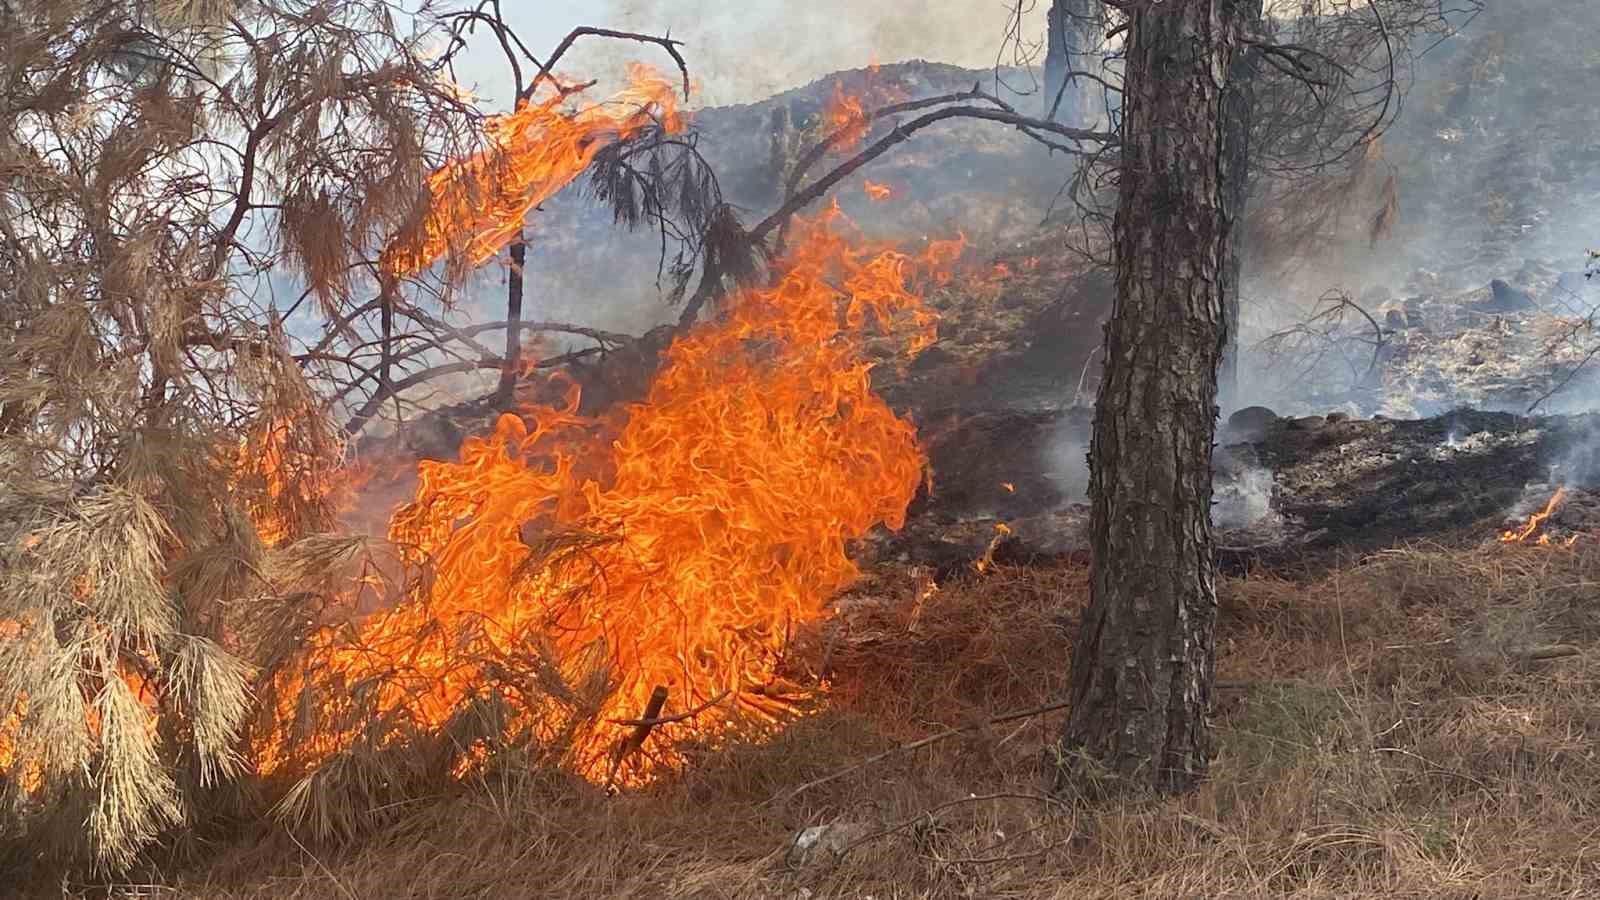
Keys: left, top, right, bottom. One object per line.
{"left": 382, "top": 64, "right": 685, "bottom": 278}
{"left": 259, "top": 210, "right": 947, "bottom": 784}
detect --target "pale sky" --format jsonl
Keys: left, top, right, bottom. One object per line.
{"left": 446, "top": 0, "right": 1049, "bottom": 110}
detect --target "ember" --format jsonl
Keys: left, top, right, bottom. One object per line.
{"left": 258, "top": 208, "right": 951, "bottom": 786}
{"left": 863, "top": 180, "right": 893, "bottom": 201}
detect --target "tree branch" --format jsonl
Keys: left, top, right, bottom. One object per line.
{"left": 754, "top": 106, "right": 1113, "bottom": 245}
{"left": 529, "top": 27, "right": 691, "bottom": 101}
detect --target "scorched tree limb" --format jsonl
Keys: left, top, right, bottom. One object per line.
{"left": 754, "top": 105, "right": 1115, "bottom": 246}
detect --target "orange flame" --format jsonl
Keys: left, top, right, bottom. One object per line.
{"left": 974, "top": 522, "right": 1013, "bottom": 574}
{"left": 0, "top": 612, "right": 159, "bottom": 794}
{"left": 1501, "top": 487, "right": 1568, "bottom": 543}
{"left": 258, "top": 211, "right": 947, "bottom": 785}
{"left": 863, "top": 180, "right": 893, "bottom": 202}
{"left": 236, "top": 415, "right": 350, "bottom": 548}
{"left": 382, "top": 64, "right": 685, "bottom": 278}
{"left": 822, "top": 81, "right": 869, "bottom": 151}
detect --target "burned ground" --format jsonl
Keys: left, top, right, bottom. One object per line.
{"left": 886, "top": 400, "right": 1600, "bottom": 580}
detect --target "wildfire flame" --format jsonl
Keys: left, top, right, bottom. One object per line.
{"left": 382, "top": 64, "right": 685, "bottom": 278}
{"left": 258, "top": 209, "right": 949, "bottom": 785}
{"left": 236, "top": 415, "right": 350, "bottom": 548}
{"left": 863, "top": 180, "right": 893, "bottom": 202}
{"left": 1501, "top": 487, "right": 1568, "bottom": 543}
{"left": 974, "top": 522, "right": 1013, "bottom": 574}
{"left": 822, "top": 81, "right": 869, "bottom": 151}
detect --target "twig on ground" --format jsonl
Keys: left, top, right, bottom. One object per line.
{"left": 765, "top": 698, "right": 1071, "bottom": 807}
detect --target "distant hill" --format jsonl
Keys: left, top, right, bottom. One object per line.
{"left": 494, "top": 61, "right": 1066, "bottom": 337}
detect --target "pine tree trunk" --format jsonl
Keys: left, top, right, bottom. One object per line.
{"left": 1056, "top": 0, "right": 1250, "bottom": 796}
{"left": 1218, "top": 2, "right": 1263, "bottom": 410}
{"left": 1044, "top": 0, "right": 1105, "bottom": 127}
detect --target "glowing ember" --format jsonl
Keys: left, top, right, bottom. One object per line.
{"left": 863, "top": 180, "right": 893, "bottom": 201}
{"left": 382, "top": 64, "right": 684, "bottom": 278}
{"left": 258, "top": 210, "right": 948, "bottom": 786}
{"left": 1501, "top": 487, "right": 1568, "bottom": 543}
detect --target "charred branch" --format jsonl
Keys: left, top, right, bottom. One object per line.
{"left": 531, "top": 28, "right": 691, "bottom": 102}
{"left": 756, "top": 104, "right": 1115, "bottom": 245}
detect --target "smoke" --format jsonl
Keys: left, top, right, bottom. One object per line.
{"left": 1227, "top": 0, "right": 1600, "bottom": 420}
{"left": 1213, "top": 461, "right": 1276, "bottom": 531}
{"left": 611, "top": 1, "right": 1047, "bottom": 106}
{"left": 1041, "top": 415, "right": 1091, "bottom": 503}
{"left": 1551, "top": 418, "right": 1600, "bottom": 489}
{"left": 450, "top": 1, "right": 1049, "bottom": 109}
{"left": 1038, "top": 413, "right": 1283, "bottom": 531}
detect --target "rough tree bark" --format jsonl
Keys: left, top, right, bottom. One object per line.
{"left": 1056, "top": 0, "right": 1251, "bottom": 795}
{"left": 1217, "top": 2, "right": 1263, "bottom": 410}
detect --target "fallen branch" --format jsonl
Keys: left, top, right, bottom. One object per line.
{"left": 605, "top": 684, "right": 669, "bottom": 792}
{"left": 764, "top": 698, "right": 1071, "bottom": 807}
{"left": 1514, "top": 644, "right": 1581, "bottom": 663}
{"left": 608, "top": 689, "right": 732, "bottom": 726}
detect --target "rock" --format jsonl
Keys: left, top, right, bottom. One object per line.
{"left": 1485, "top": 278, "right": 1537, "bottom": 312}
{"left": 786, "top": 822, "right": 875, "bottom": 867}
{"left": 909, "top": 343, "right": 958, "bottom": 370}
{"left": 1384, "top": 309, "right": 1407, "bottom": 330}
{"left": 1286, "top": 416, "right": 1327, "bottom": 431}
{"left": 1224, "top": 406, "right": 1279, "bottom": 442}
{"left": 1325, "top": 411, "right": 1350, "bottom": 424}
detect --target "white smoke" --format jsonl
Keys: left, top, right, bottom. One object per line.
{"left": 1041, "top": 415, "right": 1091, "bottom": 503}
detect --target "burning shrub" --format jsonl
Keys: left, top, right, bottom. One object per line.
{"left": 248, "top": 210, "right": 952, "bottom": 835}
{"left": 0, "top": 0, "right": 491, "bottom": 872}
{"left": 0, "top": 435, "right": 255, "bottom": 871}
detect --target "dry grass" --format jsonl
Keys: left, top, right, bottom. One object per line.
{"left": 23, "top": 534, "right": 1600, "bottom": 899}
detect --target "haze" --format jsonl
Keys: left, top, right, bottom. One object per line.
{"left": 449, "top": 0, "right": 1046, "bottom": 108}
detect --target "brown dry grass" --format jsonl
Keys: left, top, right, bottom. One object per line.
{"left": 36, "top": 536, "right": 1600, "bottom": 899}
